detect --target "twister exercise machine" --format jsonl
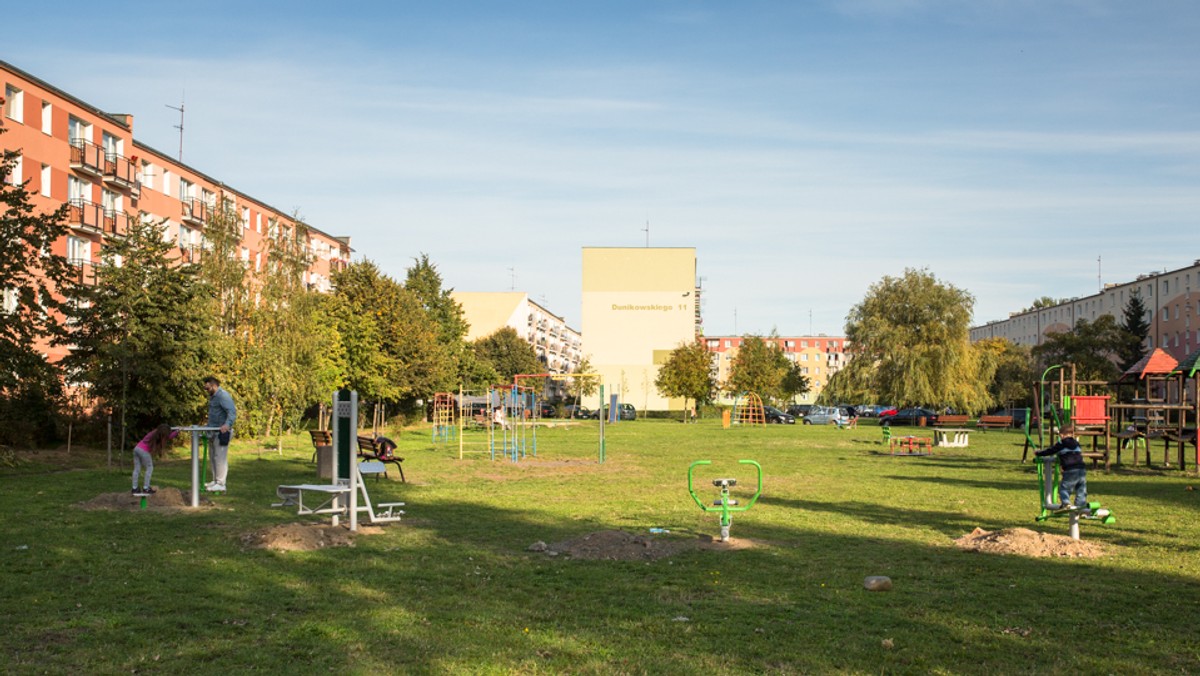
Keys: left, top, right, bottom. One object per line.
{"left": 688, "top": 459, "right": 763, "bottom": 541}
{"left": 1035, "top": 456, "right": 1114, "bottom": 541}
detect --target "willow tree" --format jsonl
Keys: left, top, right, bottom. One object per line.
{"left": 836, "top": 268, "right": 992, "bottom": 413}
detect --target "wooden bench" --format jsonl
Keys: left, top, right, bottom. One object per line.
{"left": 356, "top": 435, "right": 406, "bottom": 482}
{"left": 932, "top": 415, "right": 969, "bottom": 428}
{"left": 976, "top": 415, "right": 1013, "bottom": 431}
{"left": 308, "top": 429, "right": 332, "bottom": 465}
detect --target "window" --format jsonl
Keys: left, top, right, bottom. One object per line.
{"left": 179, "top": 178, "right": 194, "bottom": 203}
{"left": 140, "top": 161, "right": 155, "bottom": 191}
{"left": 179, "top": 225, "right": 198, "bottom": 249}
{"left": 255, "top": 213, "right": 263, "bottom": 233}
{"left": 4, "top": 85, "right": 23, "bottom": 123}
{"left": 801, "top": 340, "right": 808, "bottom": 348}
{"left": 1, "top": 288, "right": 16, "bottom": 314}
{"left": 68, "top": 115, "right": 90, "bottom": 144}
{"left": 7, "top": 153, "right": 20, "bottom": 185}
{"left": 801, "top": 354, "right": 808, "bottom": 361}
{"left": 254, "top": 252, "right": 261, "bottom": 272}
{"left": 241, "top": 247, "right": 249, "bottom": 262}
{"left": 68, "top": 175, "right": 88, "bottom": 202}
{"left": 102, "top": 131, "right": 121, "bottom": 159}
{"left": 40, "top": 164, "right": 50, "bottom": 197}
{"left": 67, "top": 236, "right": 91, "bottom": 265}
{"left": 242, "top": 207, "right": 250, "bottom": 229}
{"left": 41, "top": 101, "right": 51, "bottom": 134}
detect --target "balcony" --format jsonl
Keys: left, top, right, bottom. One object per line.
{"left": 103, "top": 209, "right": 129, "bottom": 237}
{"left": 68, "top": 258, "right": 96, "bottom": 285}
{"left": 181, "top": 199, "right": 211, "bottom": 226}
{"left": 179, "top": 245, "right": 202, "bottom": 264}
{"left": 102, "top": 152, "right": 137, "bottom": 192}
{"left": 69, "top": 140, "right": 105, "bottom": 177}
{"left": 67, "top": 199, "right": 104, "bottom": 232}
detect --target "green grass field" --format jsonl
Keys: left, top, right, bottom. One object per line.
{"left": 3, "top": 419, "right": 1199, "bottom": 674}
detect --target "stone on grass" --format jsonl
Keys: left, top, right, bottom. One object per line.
{"left": 863, "top": 575, "right": 893, "bottom": 591}
{"left": 527, "top": 541, "right": 548, "bottom": 552}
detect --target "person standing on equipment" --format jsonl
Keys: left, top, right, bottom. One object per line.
{"left": 1035, "top": 424, "right": 1087, "bottom": 511}
{"left": 203, "top": 376, "right": 237, "bottom": 492}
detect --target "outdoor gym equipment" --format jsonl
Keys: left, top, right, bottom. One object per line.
{"left": 176, "top": 425, "right": 222, "bottom": 507}
{"left": 688, "top": 460, "right": 763, "bottom": 541}
{"left": 1035, "top": 456, "right": 1114, "bottom": 541}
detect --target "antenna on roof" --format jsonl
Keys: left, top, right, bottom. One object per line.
{"left": 508, "top": 266, "right": 516, "bottom": 291}
{"left": 165, "top": 93, "right": 185, "bottom": 162}
{"left": 642, "top": 219, "right": 649, "bottom": 247}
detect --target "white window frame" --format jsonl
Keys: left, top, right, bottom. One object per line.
{"left": 8, "top": 153, "right": 21, "bottom": 185}
{"left": 40, "top": 164, "right": 51, "bottom": 197}
{"left": 4, "top": 85, "right": 23, "bottom": 123}
{"left": 1, "top": 288, "right": 17, "bottom": 314}
{"left": 41, "top": 101, "right": 52, "bottom": 134}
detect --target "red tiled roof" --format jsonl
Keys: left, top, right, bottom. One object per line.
{"left": 1120, "top": 348, "right": 1179, "bottom": 380}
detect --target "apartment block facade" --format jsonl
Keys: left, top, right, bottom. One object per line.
{"left": 705, "top": 335, "right": 850, "bottom": 404}
{"left": 1, "top": 60, "right": 352, "bottom": 362}
{"left": 451, "top": 291, "right": 583, "bottom": 388}
{"left": 969, "top": 259, "right": 1200, "bottom": 361}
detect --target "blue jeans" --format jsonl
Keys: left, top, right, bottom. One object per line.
{"left": 1059, "top": 468, "right": 1087, "bottom": 508}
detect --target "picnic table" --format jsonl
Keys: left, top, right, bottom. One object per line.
{"left": 933, "top": 427, "right": 971, "bottom": 448}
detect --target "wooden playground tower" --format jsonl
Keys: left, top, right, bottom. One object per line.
{"left": 1028, "top": 358, "right": 1199, "bottom": 470}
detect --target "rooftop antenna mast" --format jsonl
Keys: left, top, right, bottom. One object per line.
{"left": 165, "top": 93, "right": 185, "bottom": 162}
{"left": 508, "top": 266, "right": 516, "bottom": 291}
{"left": 642, "top": 219, "right": 650, "bottom": 247}
{"left": 1097, "top": 255, "right": 1102, "bottom": 293}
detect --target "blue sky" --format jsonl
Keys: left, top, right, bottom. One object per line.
{"left": 6, "top": 1, "right": 1198, "bottom": 336}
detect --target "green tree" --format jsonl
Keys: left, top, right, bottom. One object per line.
{"left": 1117, "top": 289, "right": 1150, "bottom": 372}
{"left": 196, "top": 197, "right": 249, "bottom": 337}
{"left": 655, "top": 340, "right": 716, "bottom": 419}
{"left": 725, "top": 335, "right": 792, "bottom": 404}
{"left": 1032, "top": 315, "right": 1123, "bottom": 382}
{"left": 333, "top": 261, "right": 444, "bottom": 405}
{"left": 780, "top": 361, "right": 811, "bottom": 403}
{"left": 837, "top": 268, "right": 993, "bottom": 413}
{"left": 59, "top": 218, "right": 211, "bottom": 440}
{"left": 0, "top": 134, "right": 74, "bottom": 445}
{"left": 234, "top": 220, "right": 344, "bottom": 442}
{"left": 405, "top": 253, "right": 470, "bottom": 391}
{"left": 976, "top": 337, "right": 1035, "bottom": 408}
{"left": 473, "top": 327, "right": 542, "bottom": 382}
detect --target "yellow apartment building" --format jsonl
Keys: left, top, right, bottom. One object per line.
{"left": 581, "top": 247, "right": 699, "bottom": 413}
{"left": 704, "top": 334, "right": 850, "bottom": 405}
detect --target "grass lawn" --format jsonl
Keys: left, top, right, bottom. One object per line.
{"left": 3, "top": 419, "right": 1199, "bottom": 674}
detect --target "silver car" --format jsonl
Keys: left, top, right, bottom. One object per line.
{"left": 802, "top": 405, "right": 849, "bottom": 425}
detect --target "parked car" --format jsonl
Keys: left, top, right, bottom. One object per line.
{"left": 857, "top": 404, "right": 891, "bottom": 418}
{"left": 802, "top": 405, "right": 848, "bottom": 425}
{"left": 763, "top": 406, "right": 796, "bottom": 424}
{"left": 786, "top": 404, "right": 813, "bottom": 418}
{"left": 879, "top": 407, "right": 939, "bottom": 426}
{"left": 989, "top": 407, "right": 1038, "bottom": 428}
{"left": 588, "top": 403, "right": 637, "bottom": 421}
{"left": 563, "top": 404, "right": 591, "bottom": 419}
{"left": 539, "top": 402, "right": 558, "bottom": 418}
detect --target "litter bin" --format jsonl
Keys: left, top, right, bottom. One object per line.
{"left": 316, "top": 445, "right": 333, "bottom": 479}
{"left": 917, "top": 416, "right": 927, "bottom": 427}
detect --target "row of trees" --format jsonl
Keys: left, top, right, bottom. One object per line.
{"left": 821, "top": 269, "right": 1152, "bottom": 413}
{"left": 1, "top": 128, "right": 555, "bottom": 447}
{"left": 654, "top": 336, "right": 811, "bottom": 416}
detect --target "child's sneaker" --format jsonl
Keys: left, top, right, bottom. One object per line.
{"left": 131, "top": 488, "right": 141, "bottom": 495}
{"left": 143, "top": 486, "right": 157, "bottom": 494}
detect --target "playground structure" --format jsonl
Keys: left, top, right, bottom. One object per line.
{"left": 1025, "top": 361, "right": 1199, "bottom": 470}
{"left": 728, "top": 392, "right": 766, "bottom": 427}
{"left": 688, "top": 459, "right": 763, "bottom": 541}
{"left": 1034, "top": 455, "right": 1114, "bottom": 541}
{"left": 431, "top": 392, "right": 456, "bottom": 443}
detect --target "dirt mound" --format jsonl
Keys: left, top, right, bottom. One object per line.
{"left": 538, "top": 530, "right": 759, "bottom": 561}
{"left": 954, "top": 527, "right": 1104, "bottom": 558}
{"left": 77, "top": 488, "right": 213, "bottom": 511}
{"left": 241, "top": 522, "right": 385, "bottom": 552}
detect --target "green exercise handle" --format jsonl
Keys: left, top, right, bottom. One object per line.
{"left": 688, "top": 459, "right": 763, "bottom": 513}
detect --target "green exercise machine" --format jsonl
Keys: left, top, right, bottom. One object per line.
{"left": 688, "top": 459, "right": 763, "bottom": 541}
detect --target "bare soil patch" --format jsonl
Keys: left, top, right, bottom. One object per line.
{"left": 241, "top": 522, "right": 385, "bottom": 552}
{"left": 954, "top": 527, "right": 1104, "bottom": 558}
{"left": 534, "top": 529, "right": 761, "bottom": 561}
{"left": 77, "top": 488, "right": 214, "bottom": 511}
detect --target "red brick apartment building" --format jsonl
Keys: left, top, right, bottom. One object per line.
{"left": 1, "top": 60, "right": 352, "bottom": 362}
{"left": 704, "top": 335, "right": 850, "bottom": 404}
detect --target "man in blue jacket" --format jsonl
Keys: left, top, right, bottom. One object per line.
{"left": 203, "top": 376, "right": 237, "bottom": 492}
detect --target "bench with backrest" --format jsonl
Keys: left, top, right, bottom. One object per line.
{"left": 308, "top": 429, "right": 332, "bottom": 465}
{"left": 932, "top": 415, "right": 969, "bottom": 428}
{"left": 356, "top": 435, "right": 406, "bottom": 482}
{"left": 976, "top": 415, "right": 1013, "bottom": 430}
